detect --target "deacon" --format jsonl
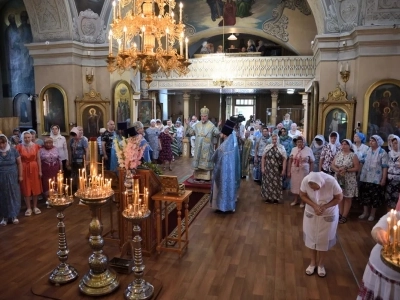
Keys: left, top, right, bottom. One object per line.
{"left": 211, "top": 119, "right": 240, "bottom": 212}
{"left": 185, "top": 106, "right": 221, "bottom": 180}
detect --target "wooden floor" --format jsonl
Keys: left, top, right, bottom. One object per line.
{"left": 0, "top": 157, "right": 377, "bottom": 300}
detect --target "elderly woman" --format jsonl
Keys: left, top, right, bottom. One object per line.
{"left": 50, "top": 125, "right": 69, "bottom": 174}
{"left": 385, "top": 135, "right": 400, "bottom": 210}
{"left": 40, "top": 137, "right": 62, "bottom": 204}
{"left": 352, "top": 132, "right": 368, "bottom": 161}
{"left": 359, "top": 135, "right": 388, "bottom": 221}
{"left": 319, "top": 131, "right": 341, "bottom": 175}
{"left": 69, "top": 127, "right": 88, "bottom": 189}
{"left": 282, "top": 113, "right": 293, "bottom": 132}
{"left": 145, "top": 119, "right": 160, "bottom": 162}
{"left": 158, "top": 126, "right": 173, "bottom": 170}
{"left": 0, "top": 134, "right": 22, "bottom": 225}
{"left": 310, "top": 135, "right": 326, "bottom": 172}
{"left": 288, "top": 123, "right": 301, "bottom": 138}
{"left": 16, "top": 131, "right": 42, "bottom": 216}
{"left": 357, "top": 201, "right": 400, "bottom": 299}
{"left": 331, "top": 139, "right": 359, "bottom": 223}
{"left": 288, "top": 136, "right": 315, "bottom": 207}
{"left": 261, "top": 133, "right": 287, "bottom": 204}
{"left": 300, "top": 172, "right": 343, "bottom": 277}
{"left": 132, "top": 121, "right": 151, "bottom": 162}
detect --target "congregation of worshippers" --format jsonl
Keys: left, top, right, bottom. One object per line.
{"left": 2, "top": 107, "right": 400, "bottom": 295}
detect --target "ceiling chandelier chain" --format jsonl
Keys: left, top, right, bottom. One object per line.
{"left": 107, "top": 0, "right": 191, "bottom": 88}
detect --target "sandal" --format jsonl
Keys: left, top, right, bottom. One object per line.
{"left": 318, "top": 266, "right": 326, "bottom": 277}
{"left": 0, "top": 218, "right": 7, "bottom": 226}
{"left": 299, "top": 204, "right": 305, "bottom": 208}
{"left": 358, "top": 213, "right": 368, "bottom": 219}
{"left": 33, "top": 207, "right": 41, "bottom": 215}
{"left": 339, "top": 216, "right": 347, "bottom": 224}
{"left": 305, "top": 265, "right": 316, "bottom": 276}
{"left": 25, "top": 209, "right": 32, "bottom": 217}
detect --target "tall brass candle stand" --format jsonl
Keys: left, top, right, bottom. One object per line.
{"left": 77, "top": 194, "right": 119, "bottom": 296}
{"left": 123, "top": 210, "right": 154, "bottom": 300}
{"left": 48, "top": 176, "right": 78, "bottom": 285}
{"left": 75, "top": 139, "right": 119, "bottom": 296}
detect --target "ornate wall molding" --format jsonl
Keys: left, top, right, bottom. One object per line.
{"left": 364, "top": 0, "right": 400, "bottom": 25}
{"left": 23, "top": 0, "right": 72, "bottom": 42}
{"left": 324, "top": 0, "right": 361, "bottom": 33}
{"left": 73, "top": 9, "right": 106, "bottom": 43}
{"left": 263, "top": 15, "right": 289, "bottom": 42}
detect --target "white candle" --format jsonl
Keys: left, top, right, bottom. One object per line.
{"left": 340, "top": 63, "right": 343, "bottom": 72}
{"left": 123, "top": 26, "right": 127, "bottom": 51}
{"left": 393, "top": 225, "right": 397, "bottom": 252}
{"left": 346, "top": 62, "right": 349, "bottom": 71}
{"left": 70, "top": 178, "right": 72, "bottom": 196}
{"left": 91, "top": 68, "right": 94, "bottom": 76}
{"left": 108, "top": 32, "right": 112, "bottom": 54}
{"left": 112, "top": 1, "right": 116, "bottom": 20}
{"left": 179, "top": 2, "right": 183, "bottom": 23}
{"left": 185, "top": 37, "right": 188, "bottom": 59}
{"left": 117, "top": 39, "right": 122, "bottom": 52}
{"left": 387, "top": 217, "right": 391, "bottom": 247}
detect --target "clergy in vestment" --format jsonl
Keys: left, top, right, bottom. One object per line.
{"left": 241, "top": 130, "right": 253, "bottom": 177}
{"left": 211, "top": 120, "right": 240, "bottom": 212}
{"left": 185, "top": 106, "right": 221, "bottom": 180}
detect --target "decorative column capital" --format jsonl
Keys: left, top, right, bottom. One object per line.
{"left": 271, "top": 90, "right": 279, "bottom": 98}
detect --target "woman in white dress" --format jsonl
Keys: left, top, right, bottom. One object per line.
{"left": 357, "top": 200, "right": 400, "bottom": 299}
{"left": 300, "top": 172, "right": 343, "bottom": 277}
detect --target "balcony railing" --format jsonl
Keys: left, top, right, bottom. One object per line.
{"left": 147, "top": 55, "right": 315, "bottom": 90}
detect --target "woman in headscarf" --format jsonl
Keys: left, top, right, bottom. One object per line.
{"left": 352, "top": 132, "right": 368, "bottom": 161}
{"left": 300, "top": 172, "right": 343, "bottom": 277}
{"left": 261, "top": 133, "right": 287, "bottom": 204}
{"left": 16, "top": 131, "right": 42, "bottom": 216}
{"left": 158, "top": 126, "right": 173, "bottom": 170}
{"left": 0, "top": 134, "right": 22, "bottom": 225}
{"left": 288, "top": 136, "right": 315, "bottom": 207}
{"left": 175, "top": 119, "right": 184, "bottom": 155}
{"left": 385, "top": 135, "right": 400, "bottom": 210}
{"left": 69, "top": 127, "right": 88, "bottom": 189}
{"left": 132, "top": 121, "right": 151, "bottom": 163}
{"left": 50, "top": 125, "right": 69, "bottom": 175}
{"left": 357, "top": 199, "right": 400, "bottom": 299}
{"left": 358, "top": 135, "right": 388, "bottom": 221}
{"left": 319, "top": 131, "right": 341, "bottom": 175}
{"left": 40, "top": 137, "right": 62, "bottom": 205}
{"left": 155, "top": 119, "right": 163, "bottom": 130}
{"left": 145, "top": 119, "right": 160, "bottom": 162}
{"left": 310, "top": 134, "right": 326, "bottom": 172}
{"left": 331, "top": 139, "right": 359, "bottom": 223}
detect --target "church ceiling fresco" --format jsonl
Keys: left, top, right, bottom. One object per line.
{"left": 183, "top": 0, "right": 311, "bottom": 42}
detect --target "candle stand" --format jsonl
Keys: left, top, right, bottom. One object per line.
{"left": 48, "top": 190, "right": 78, "bottom": 285}
{"left": 381, "top": 209, "right": 400, "bottom": 272}
{"left": 122, "top": 209, "right": 153, "bottom": 299}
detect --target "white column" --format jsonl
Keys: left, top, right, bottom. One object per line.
{"left": 270, "top": 90, "right": 279, "bottom": 126}
{"left": 183, "top": 91, "right": 190, "bottom": 122}
{"left": 194, "top": 93, "right": 200, "bottom": 117}
{"left": 182, "top": 91, "right": 191, "bottom": 158}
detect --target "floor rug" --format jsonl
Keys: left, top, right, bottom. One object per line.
{"left": 183, "top": 175, "right": 212, "bottom": 193}
{"left": 160, "top": 193, "right": 209, "bottom": 245}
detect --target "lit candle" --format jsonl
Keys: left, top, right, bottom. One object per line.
{"left": 179, "top": 2, "right": 183, "bottom": 23}
{"left": 185, "top": 37, "right": 188, "bottom": 59}
{"left": 393, "top": 225, "right": 397, "bottom": 252}
{"left": 70, "top": 178, "right": 72, "bottom": 196}
{"left": 112, "top": 1, "right": 116, "bottom": 20}
{"left": 65, "top": 185, "right": 68, "bottom": 196}
{"left": 48, "top": 179, "right": 51, "bottom": 192}
{"left": 117, "top": 39, "right": 122, "bottom": 52}
{"left": 91, "top": 68, "right": 94, "bottom": 76}
{"left": 109, "top": 30, "right": 113, "bottom": 54}
{"left": 387, "top": 217, "right": 391, "bottom": 248}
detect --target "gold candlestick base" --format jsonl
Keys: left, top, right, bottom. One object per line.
{"left": 340, "top": 70, "right": 350, "bottom": 83}
{"left": 48, "top": 198, "right": 78, "bottom": 285}
{"left": 122, "top": 211, "right": 154, "bottom": 300}
{"left": 86, "top": 74, "right": 94, "bottom": 84}
{"left": 78, "top": 195, "right": 119, "bottom": 296}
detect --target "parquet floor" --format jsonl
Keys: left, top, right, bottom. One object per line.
{"left": 0, "top": 157, "right": 377, "bottom": 300}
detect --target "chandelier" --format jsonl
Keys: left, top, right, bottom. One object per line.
{"left": 107, "top": 0, "right": 191, "bottom": 87}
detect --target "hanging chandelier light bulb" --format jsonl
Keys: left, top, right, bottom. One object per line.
{"left": 106, "top": 0, "right": 191, "bottom": 88}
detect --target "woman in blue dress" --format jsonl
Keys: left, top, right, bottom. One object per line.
{"left": 0, "top": 134, "right": 22, "bottom": 225}
{"left": 145, "top": 119, "right": 160, "bottom": 162}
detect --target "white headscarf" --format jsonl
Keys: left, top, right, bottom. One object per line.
{"left": 328, "top": 131, "right": 340, "bottom": 155}
{"left": 263, "top": 133, "right": 287, "bottom": 158}
{"left": 0, "top": 134, "right": 10, "bottom": 153}
{"left": 388, "top": 135, "right": 400, "bottom": 160}
{"left": 364, "top": 135, "right": 384, "bottom": 169}
{"left": 311, "top": 134, "right": 325, "bottom": 150}
{"left": 50, "top": 125, "right": 61, "bottom": 139}
{"left": 307, "top": 171, "right": 326, "bottom": 204}
{"left": 341, "top": 139, "right": 353, "bottom": 149}
{"left": 21, "top": 131, "right": 34, "bottom": 147}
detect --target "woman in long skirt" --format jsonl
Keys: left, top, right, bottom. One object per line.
{"left": 261, "top": 133, "right": 287, "bottom": 203}
{"left": 158, "top": 126, "right": 173, "bottom": 170}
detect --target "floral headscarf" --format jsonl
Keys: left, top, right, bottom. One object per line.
{"left": 0, "top": 134, "right": 10, "bottom": 153}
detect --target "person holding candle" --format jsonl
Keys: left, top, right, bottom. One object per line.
{"left": 0, "top": 134, "right": 22, "bottom": 225}
{"left": 40, "top": 137, "right": 62, "bottom": 206}
{"left": 357, "top": 201, "right": 400, "bottom": 299}
{"left": 16, "top": 131, "right": 42, "bottom": 216}
{"left": 358, "top": 135, "right": 388, "bottom": 221}
{"left": 385, "top": 135, "right": 400, "bottom": 210}
{"left": 261, "top": 133, "right": 287, "bottom": 204}
{"left": 300, "top": 171, "right": 343, "bottom": 277}
{"left": 330, "top": 139, "right": 359, "bottom": 224}
{"left": 288, "top": 136, "right": 315, "bottom": 207}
